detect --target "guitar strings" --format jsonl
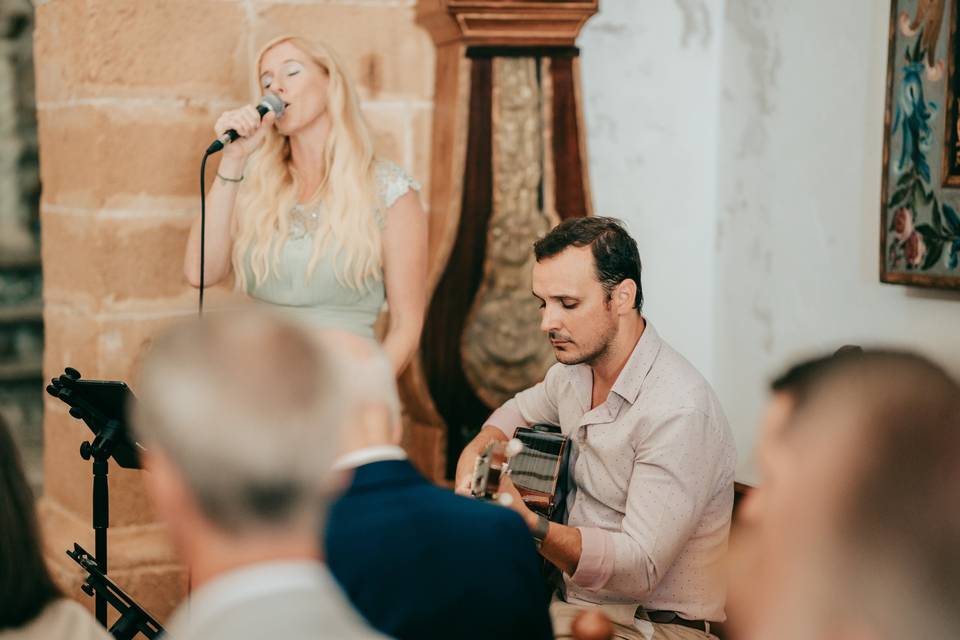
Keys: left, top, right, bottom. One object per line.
{"left": 510, "top": 434, "right": 562, "bottom": 493}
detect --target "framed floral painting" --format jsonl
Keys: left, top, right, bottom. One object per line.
{"left": 881, "top": 0, "right": 960, "bottom": 289}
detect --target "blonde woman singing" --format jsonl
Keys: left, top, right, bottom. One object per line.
{"left": 184, "top": 36, "right": 427, "bottom": 374}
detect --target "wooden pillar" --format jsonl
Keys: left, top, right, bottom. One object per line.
{"left": 404, "top": 1, "right": 598, "bottom": 480}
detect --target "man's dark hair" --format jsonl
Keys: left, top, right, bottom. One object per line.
{"left": 840, "top": 353, "right": 960, "bottom": 637}
{"left": 770, "top": 345, "right": 864, "bottom": 405}
{"left": 0, "top": 416, "right": 61, "bottom": 629}
{"left": 534, "top": 217, "right": 643, "bottom": 312}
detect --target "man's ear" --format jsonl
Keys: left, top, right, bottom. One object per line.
{"left": 142, "top": 449, "right": 223, "bottom": 562}
{"left": 615, "top": 279, "right": 638, "bottom": 313}
{"left": 142, "top": 450, "right": 193, "bottom": 527}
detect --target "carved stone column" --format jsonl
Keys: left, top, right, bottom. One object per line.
{"left": 404, "top": 1, "right": 597, "bottom": 480}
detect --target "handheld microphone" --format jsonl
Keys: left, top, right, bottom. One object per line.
{"left": 205, "top": 94, "right": 285, "bottom": 155}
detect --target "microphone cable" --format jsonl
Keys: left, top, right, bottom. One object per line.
{"left": 196, "top": 95, "right": 283, "bottom": 317}
{"left": 198, "top": 149, "right": 213, "bottom": 317}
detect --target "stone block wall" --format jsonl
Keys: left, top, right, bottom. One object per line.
{"left": 34, "top": 0, "right": 434, "bottom": 622}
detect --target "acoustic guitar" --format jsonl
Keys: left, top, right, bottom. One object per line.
{"left": 470, "top": 424, "right": 571, "bottom": 521}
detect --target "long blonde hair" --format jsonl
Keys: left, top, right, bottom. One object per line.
{"left": 232, "top": 36, "right": 380, "bottom": 292}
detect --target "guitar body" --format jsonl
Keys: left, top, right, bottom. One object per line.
{"left": 508, "top": 425, "right": 570, "bottom": 522}
{"left": 471, "top": 424, "right": 570, "bottom": 520}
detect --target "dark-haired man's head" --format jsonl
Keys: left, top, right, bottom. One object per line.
{"left": 768, "top": 345, "right": 863, "bottom": 408}
{"left": 734, "top": 351, "right": 960, "bottom": 640}
{"left": 741, "top": 346, "right": 866, "bottom": 526}
{"left": 532, "top": 217, "right": 643, "bottom": 366}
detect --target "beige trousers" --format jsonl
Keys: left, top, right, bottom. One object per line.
{"left": 550, "top": 598, "right": 717, "bottom": 640}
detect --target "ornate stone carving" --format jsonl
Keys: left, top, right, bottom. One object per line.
{"left": 460, "top": 57, "right": 557, "bottom": 409}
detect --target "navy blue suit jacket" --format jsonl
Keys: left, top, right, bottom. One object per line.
{"left": 325, "top": 459, "right": 554, "bottom": 640}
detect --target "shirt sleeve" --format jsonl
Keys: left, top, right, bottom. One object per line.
{"left": 570, "top": 407, "right": 726, "bottom": 598}
{"left": 484, "top": 399, "right": 527, "bottom": 438}
{"left": 513, "top": 362, "right": 564, "bottom": 428}
{"left": 484, "top": 363, "right": 564, "bottom": 437}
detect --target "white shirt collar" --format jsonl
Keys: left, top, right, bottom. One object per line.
{"left": 333, "top": 445, "right": 407, "bottom": 471}
{"left": 171, "top": 560, "right": 334, "bottom": 634}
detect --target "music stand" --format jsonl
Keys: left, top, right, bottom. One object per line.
{"left": 46, "top": 367, "right": 144, "bottom": 627}
{"left": 67, "top": 544, "right": 163, "bottom": 639}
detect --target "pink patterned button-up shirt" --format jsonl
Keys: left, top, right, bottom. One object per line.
{"left": 487, "top": 322, "right": 736, "bottom": 621}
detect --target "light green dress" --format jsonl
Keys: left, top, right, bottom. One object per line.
{"left": 243, "top": 159, "right": 420, "bottom": 338}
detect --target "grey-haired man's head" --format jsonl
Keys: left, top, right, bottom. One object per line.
{"left": 132, "top": 310, "right": 348, "bottom": 537}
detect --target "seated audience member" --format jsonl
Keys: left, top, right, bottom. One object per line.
{"left": 0, "top": 417, "right": 110, "bottom": 640}
{"left": 737, "top": 345, "right": 863, "bottom": 525}
{"left": 454, "top": 218, "right": 736, "bottom": 639}
{"left": 729, "top": 350, "right": 960, "bottom": 640}
{"left": 130, "top": 312, "right": 385, "bottom": 640}
{"left": 728, "top": 350, "right": 857, "bottom": 637}
{"left": 322, "top": 331, "right": 553, "bottom": 640}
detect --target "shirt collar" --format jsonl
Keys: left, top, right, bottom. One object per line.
{"left": 609, "top": 320, "right": 662, "bottom": 405}
{"left": 333, "top": 445, "right": 407, "bottom": 471}
{"left": 565, "top": 320, "right": 662, "bottom": 414}
{"left": 171, "top": 560, "right": 334, "bottom": 633}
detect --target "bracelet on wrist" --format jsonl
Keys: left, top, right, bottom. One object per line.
{"left": 531, "top": 513, "right": 550, "bottom": 547}
{"left": 216, "top": 171, "right": 243, "bottom": 183}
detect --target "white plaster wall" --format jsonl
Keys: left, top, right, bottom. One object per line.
{"left": 580, "top": 0, "right": 725, "bottom": 379}
{"left": 581, "top": 0, "right": 960, "bottom": 482}
{"left": 715, "top": 0, "right": 960, "bottom": 481}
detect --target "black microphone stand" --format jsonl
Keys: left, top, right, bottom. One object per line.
{"left": 46, "top": 368, "right": 144, "bottom": 630}
{"left": 67, "top": 544, "right": 163, "bottom": 639}
{"left": 83, "top": 418, "right": 118, "bottom": 625}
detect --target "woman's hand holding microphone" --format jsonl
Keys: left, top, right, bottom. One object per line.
{"left": 214, "top": 105, "right": 277, "bottom": 161}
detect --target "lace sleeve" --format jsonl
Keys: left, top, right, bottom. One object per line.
{"left": 375, "top": 159, "right": 421, "bottom": 219}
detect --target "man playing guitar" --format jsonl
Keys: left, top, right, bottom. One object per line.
{"left": 456, "top": 218, "right": 736, "bottom": 640}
